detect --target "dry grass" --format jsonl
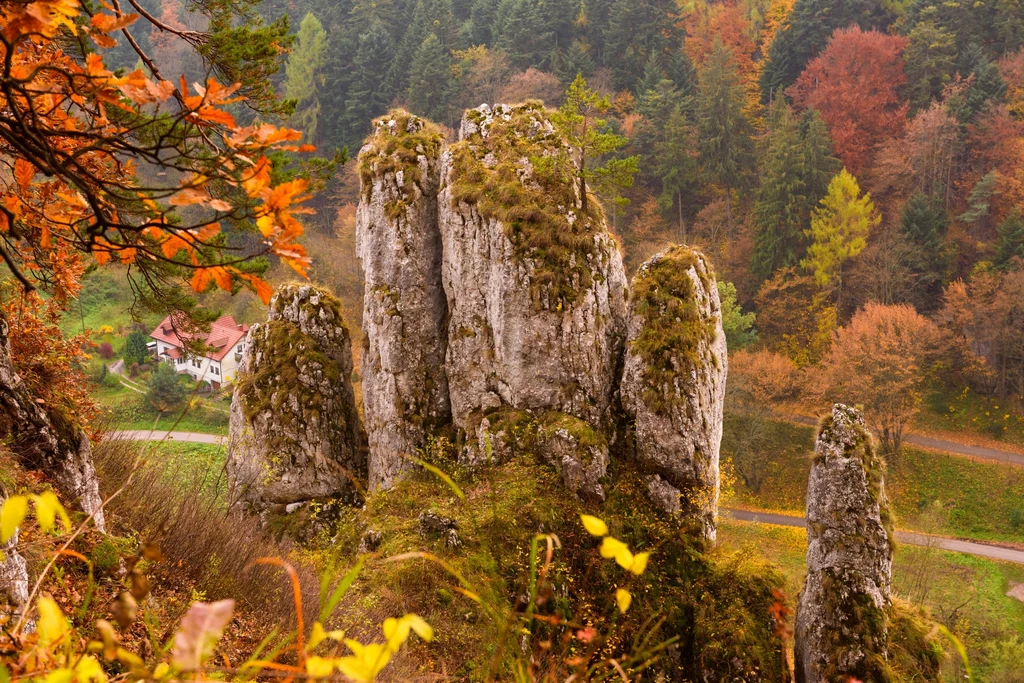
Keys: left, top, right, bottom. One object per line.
{"left": 92, "top": 437, "right": 319, "bottom": 628}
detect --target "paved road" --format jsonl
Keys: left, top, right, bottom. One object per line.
{"left": 787, "top": 414, "right": 1024, "bottom": 466}
{"left": 726, "top": 508, "right": 1024, "bottom": 565}
{"left": 110, "top": 430, "right": 226, "bottom": 445}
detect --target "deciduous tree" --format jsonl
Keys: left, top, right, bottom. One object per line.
{"left": 815, "top": 302, "right": 941, "bottom": 453}
{"left": 803, "top": 170, "right": 880, "bottom": 310}
{"left": 789, "top": 27, "right": 909, "bottom": 177}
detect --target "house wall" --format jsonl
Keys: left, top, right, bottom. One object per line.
{"left": 218, "top": 339, "right": 247, "bottom": 383}
{"left": 152, "top": 336, "right": 248, "bottom": 385}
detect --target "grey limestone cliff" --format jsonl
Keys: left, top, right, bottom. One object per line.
{"left": 0, "top": 488, "right": 30, "bottom": 630}
{"left": 620, "top": 246, "right": 726, "bottom": 541}
{"left": 228, "top": 284, "right": 366, "bottom": 511}
{"left": 356, "top": 111, "right": 450, "bottom": 491}
{"left": 794, "top": 404, "right": 894, "bottom": 683}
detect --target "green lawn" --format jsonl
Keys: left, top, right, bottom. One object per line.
{"left": 95, "top": 380, "right": 230, "bottom": 435}
{"left": 724, "top": 417, "right": 1024, "bottom": 544}
{"left": 718, "top": 518, "right": 1024, "bottom": 676}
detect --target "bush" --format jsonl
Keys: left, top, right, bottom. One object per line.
{"left": 123, "top": 329, "right": 149, "bottom": 366}
{"left": 146, "top": 362, "right": 186, "bottom": 412}
{"left": 102, "top": 371, "right": 122, "bottom": 389}
{"left": 98, "top": 341, "right": 114, "bottom": 359}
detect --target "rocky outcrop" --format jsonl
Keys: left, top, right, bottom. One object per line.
{"left": 620, "top": 247, "right": 726, "bottom": 541}
{"left": 795, "top": 404, "right": 894, "bottom": 683}
{"left": 357, "top": 111, "right": 450, "bottom": 491}
{"left": 439, "top": 102, "right": 627, "bottom": 454}
{"left": 0, "top": 488, "right": 31, "bottom": 629}
{"left": 0, "top": 317, "right": 105, "bottom": 531}
{"left": 228, "top": 285, "right": 367, "bottom": 511}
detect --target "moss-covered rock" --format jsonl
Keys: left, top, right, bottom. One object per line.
{"left": 795, "top": 404, "right": 942, "bottom": 682}
{"left": 440, "top": 103, "right": 628, "bottom": 434}
{"left": 228, "top": 284, "right": 367, "bottom": 512}
{"left": 620, "top": 246, "right": 726, "bottom": 541}
{"left": 357, "top": 109, "right": 451, "bottom": 491}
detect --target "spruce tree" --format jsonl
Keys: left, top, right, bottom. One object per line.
{"left": 668, "top": 49, "right": 697, "bottom": 99}
{"left": 386, "top": 0, "right": 429, "bottom": 95}
{"left": 636, "top": 52, "right": 667, "bottom": 98}
{"left": 901, "top": 192, "right": 950, "bottom": 308}
{"left": 696, "top": 38, "right": 754, "bottom": 236}
{"left": 603, "top": 0, "right": 683, "bottom": 92}
{"left": 284, "top": 13, "right": 328, "bottom": 144}
{"left": 554, "top": 40, "right": 596, "bottom": 84}
{"left": 903, "top": 15, "right": 957, "bottom": 111}
{"left": 996, "top": 210, "right": 1024, "bottom": 268}
{"left": 468, "top": 0, "right": 498, "bottom": 45}
{"left": 800, "top": 110, "right": 841, "bottom": 208}
{"left": 752, "top": 101, "right": 810, "bottom": 280}
{"left": 343, "top": 22, "right": 397, "bottom": 146}
{"left": 407, "top": 34, "right": 454, "bottom": 123}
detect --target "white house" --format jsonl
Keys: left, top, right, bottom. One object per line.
{"left": 150, "top": 314, "right": 250, "bottom": 388}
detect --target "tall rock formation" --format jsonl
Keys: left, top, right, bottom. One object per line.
{"left": 228, "top": 285, "right": 366, "bottom": 511}
{"left": 795, "top": 404, "right": 894, "bottom": 683}
{"left": 437, "top": 103, "right": 628, "bottom": 499}
{"left": 620, "top": 246, "right": 726, "bottom": 541}
{"left": 357, "top": 111, "right": 450, "bottom": 491}
{"left": 0, "top": 317, "right": 105, "bottom": 531}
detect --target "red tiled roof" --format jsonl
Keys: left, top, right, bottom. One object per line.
{"left": 162, "top": 347, "right": 183, "bottom": 360}
{"left": 150, "top": 314, "right": 250, "bottom": 362}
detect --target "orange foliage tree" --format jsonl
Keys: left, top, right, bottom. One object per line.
{"left": 789, "top": 27, "right": 909, "bottom": 178}
{"left": 0, "top": 0, "right": 315, "bottom": 427}
{"left": 814, "top": 302, "right": 940, "bottom": 453}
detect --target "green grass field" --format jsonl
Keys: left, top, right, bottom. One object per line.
{"left": 718, "top": 518, "right": 1024, "bottom": 676}
{"left": 95, "top": 380, "right": 230, "bottom": 435}
{"left": 724, "top": 418, "right": 1024, "bottom": 544}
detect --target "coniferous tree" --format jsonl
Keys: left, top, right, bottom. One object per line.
{"left": 468, "top": 0, "right": 499, "bottom": 45}
{"left": 636, "top": 52, "right": 667, "bottom": 98}
{"left": 343, "top": 21, "right": 396, "bottom": 146}
{"left": 495, "top": 0, "right": 555, "bottom": 68}
{"left": 668, "top": 49, "right": 697, "bottom": 99}
{"left": 996, "top": 209, "right": 1024, "bottom": 267}
{"left": 387, "top": 0, "right": 430, "bottom": 95}
{"left": 407, "top": 34, "right": 454, "bottom": 123}
{"left": 554, "top": 40, "right": 596, "bottom": 83}
{"left": 901, "top": 192, "right": 950, "bottom": 308}
{"left": 696, "top": 38, "right": 754, "bottom": 235}
{"left": 801, "top": 110, "right": 841, "bottom": 206}
{"left": 803, "top": 169, "right": 880, "bottom": 310}
{"left": 958, "top": 171, "right": 1000, "bottom": 236}
{"left": 284, "top": 13, "right": 328, "bottom": 144}
{"left": 903, "top": 14, "right": 957, "bottom": 111}
{"left": 752, "top": 102, "right": 810, "bottom": 280}
{"left": 603, "top": 0, "right": 682, "bottom": 92}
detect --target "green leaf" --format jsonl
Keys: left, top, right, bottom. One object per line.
{"left": 319, "top": 557, "right": 364, "bottom": 623}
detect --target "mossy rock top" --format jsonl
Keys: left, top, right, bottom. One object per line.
{"left": 448, "top": 102, "right": 611, "bottom": 308}
{"left": 629, "top": 245, "right": 718, "bottom": 413}
{"left": 358, "top": 109, "right": 444, "bottom": 205}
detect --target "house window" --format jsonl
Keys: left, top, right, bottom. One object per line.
{"left": 212, "top": 365, "right": 219, "bottom": 376}
{"left": 176, "top": 357, "right": 184, "bottom": 365}
{"left": 192, "top": 359, "right": 202, "bottom": 368}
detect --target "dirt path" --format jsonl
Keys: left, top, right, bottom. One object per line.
{"left": 725, "top": 508, "right": 1024, "bottom": 565}
{"left": 107, "top": 430, "right": 226, "bottom": 445}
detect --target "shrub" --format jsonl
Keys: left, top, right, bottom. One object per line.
{"left": 98, "top": 342, "right": 114, "bottom": 359}
{"left": 101, "top": 372, "right": 122, "bottom": 389}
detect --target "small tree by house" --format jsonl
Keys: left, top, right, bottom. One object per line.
{"left": 123, "top": 331, "right": 150, "bottom": 368}
{"left": 147, "top": 362, "right": 188, "bottom": 413}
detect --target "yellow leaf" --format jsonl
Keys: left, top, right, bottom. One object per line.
{"left": 42, "top": 670, "right": 73, "bottom": 683}
{"left": 599, "top": 536, "right": 627, "bottom": 560}
{"left": 305, "top": 656, "right": 335, "bottom": 677}
{"left": 0, "top": 496, "right": 28, "bottom": 543}
{"left": 615, "top": 588, "right": 631, "bottom": 614}
{"left": 404, "top": 614, "right": 433, "bottom": 643}
{"left": 31, "top": 491, "right": 70, "bottom": 534}
{"left": 580, "top": 514, "right": 608, "bottom": 537}
{"left": 152, "top": 663, "right": 170, "bottom": 679}
{"left": 337, "top": 641, "right": 392, "bottom": 683}
{"left": 75, "top": 655, "right": 107, "bottom": 683}
{"left": 37, "top": 596, "right": 71, "bottom": 647}
{"left": 307, "top": 622, "right": 345, "bottom": 652}
{"left": 629, "top": 551, "right": 650, "bottom": 576}
{"left": 614, "top": 546, "right": 634, "bottom": 571}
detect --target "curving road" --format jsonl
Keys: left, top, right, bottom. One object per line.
{"left": 725, "top": 508, "right": 1024, "bottom": 565}
{"left": 786, "top": 414, "right": 1024, "bottom": 466}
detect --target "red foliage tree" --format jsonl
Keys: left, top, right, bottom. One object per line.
{"left": 789, "top": 27, "right": 909, "bottom": 177}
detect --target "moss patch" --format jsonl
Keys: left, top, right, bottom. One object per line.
{"left": 630, "top": 246, "right": 717, "bottom": 415}
{"left": 448, "top": 102, "right": 608, "bottom": 308}
{"left": 321, "top": 458, "right": 787, "bottom": 680}
{"left": 358, "top": 109, "right": 443, "bottom": 213}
